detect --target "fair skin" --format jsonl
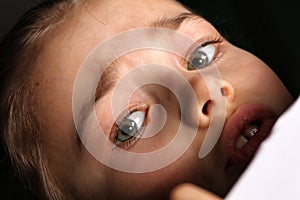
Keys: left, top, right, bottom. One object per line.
{"left": 30, "top": 0, "right": 293, "bottom": 199}
{"left": 170, "top": 183, "right": 222, "bottom": 200}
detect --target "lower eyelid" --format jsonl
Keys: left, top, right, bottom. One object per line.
{"left": 109, "top": 104, "right": 149, "bottom": 149}
{"left": 112, "top": 127, "right": 145, "bottom": 150}
{"left": 212, "top": 44, "right": 223, "bottom": 64}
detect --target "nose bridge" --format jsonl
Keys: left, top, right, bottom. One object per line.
{"left": 188, "top": 74, "right": 213, "bottom": 128}
{"left": 189, "top": 74, "right": 211, "bottom": 107}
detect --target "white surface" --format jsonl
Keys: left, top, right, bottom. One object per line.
{"left": 226, "top": 96, "right": 300, "bottom": 200}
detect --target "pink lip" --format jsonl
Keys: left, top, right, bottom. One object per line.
{"left": 221, "top": 103, "right": 277, "bottom": 169}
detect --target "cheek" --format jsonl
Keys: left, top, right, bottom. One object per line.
{"left": 219, "top": 47, "right": 293, "bottom": 113}
{"left": 130, "top": 104, "right": 180, "bottom": 153}
{"left": 105, "top": 150, "right": 211, "bottom": 199}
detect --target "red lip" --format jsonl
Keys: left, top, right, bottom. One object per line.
{"left": 221, "top": 104, "right": 277, "bottom": 169}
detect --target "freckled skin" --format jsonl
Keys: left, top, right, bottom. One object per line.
{"left": 31, "top": 0, "right": 293, "bottom": 199}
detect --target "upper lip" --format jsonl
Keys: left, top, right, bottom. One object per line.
{"left": 220, "top": 103, "right": 277, "bottom": 170}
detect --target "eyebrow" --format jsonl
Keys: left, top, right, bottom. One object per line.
{"left": 95, "top": 12, "right": 202, "bottom": 101}
{"left": 149, "top": 12, "right": 202, "bottom": 30}
{"left": 95, "top": 57, "right": 124, "bottom": 101}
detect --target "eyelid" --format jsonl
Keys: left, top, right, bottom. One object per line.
{"left": 115, "top": 103, "right": 148, "bottom": 125}
{"left": 183, "top": 34, "right": 223, "bottom": 67}
{"left": 110, "top": 103, "right": 149, "bottom": 150}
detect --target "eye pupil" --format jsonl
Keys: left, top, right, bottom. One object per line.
{"left": 117, "top": 118, "right": 138, "bottom": 142}
{"left": 189, "top": 51, "right": 208, "bottom": 70}
{"left": 187, "top": 44, "right": 216, "bottom": 71}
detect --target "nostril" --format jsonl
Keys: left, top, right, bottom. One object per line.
{"left": 221, "top": 87, "right": 227, "bottom": 96}
{"left": 220, "top": 81, "right": 235, "bottom": 101}
{"left": 202, "top": 100, "right": 212, "bottom": 115}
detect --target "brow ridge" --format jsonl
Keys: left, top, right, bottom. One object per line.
{"left": 95, "top": 12, "right": 202, "bottom": 101}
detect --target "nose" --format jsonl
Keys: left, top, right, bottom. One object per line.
{"left": 183, "top": 75, "right": 235, "bottom": 129}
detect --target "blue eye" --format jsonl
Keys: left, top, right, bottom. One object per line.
{"left": 114, "top": 110, "right": 146, "bottom": 144}
{"left": 187, "top": 44, "right": 216, "bottom": 70}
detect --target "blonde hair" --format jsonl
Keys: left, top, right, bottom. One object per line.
{"left": 0, "top": 0, "right": 82, "bottom": 199}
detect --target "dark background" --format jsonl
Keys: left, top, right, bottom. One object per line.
{"left": 0, "top": 0, "right": 299, "bottom": 199}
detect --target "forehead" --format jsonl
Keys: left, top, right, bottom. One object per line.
{"left": 84, "top": 0, "right": 190, "bottom": 29}
{"left": 32, "top": 0, "right": 217, "bottom": 94}
{"left": 31, "top": 0, "right": 196, "bottom": 112}
{"left": 42, "top": 1, "right": 189, "bottom": 55}
{"left": 34, "top": 0, "right": 196, "bottom": 76}
{"left": 76, "top": 0, "right": 191, "bottom": 38}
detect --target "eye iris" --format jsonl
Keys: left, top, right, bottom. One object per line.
{"left": 117, "top": 118, "right": 138, "bottom": 142}
{"left": 188, "top": 50, "right": 208, "bottom": 70}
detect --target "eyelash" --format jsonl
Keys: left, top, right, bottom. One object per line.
{"left": 200, "top": 35, "right": 223, "bottom": 47}
{"left": 110, "top": 104, "right": 148, "bottom": 150}
{"left": 184, "top": 35, "right": 223, "bottom": 69}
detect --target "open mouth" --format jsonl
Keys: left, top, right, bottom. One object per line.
{"left": 221, "top": 104, "right": 277, "bottom": 169}
{"left": 234, "top": 122, "right": 260, "bottom": 150}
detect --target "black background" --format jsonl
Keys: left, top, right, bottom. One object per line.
{"left": 0, "top": 0, "right": 299, "bottom": 199}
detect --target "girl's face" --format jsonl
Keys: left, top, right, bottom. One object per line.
{"left": 31, "top": 0, "right": 293, "bottom": 199}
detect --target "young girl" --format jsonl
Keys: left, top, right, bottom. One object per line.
{"left": 0, "top": 0, "right": 293, "bottom": 199}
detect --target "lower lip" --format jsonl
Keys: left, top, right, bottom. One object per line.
{"left": 221, "top": 104, "right": 277, "bottom": 169}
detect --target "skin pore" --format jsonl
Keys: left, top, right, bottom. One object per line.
{"left": 28, "top": 0, "right": 293, "bottom": 199}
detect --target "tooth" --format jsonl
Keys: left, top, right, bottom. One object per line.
{"left": 235, "top": 135, "right": 248, "bottom": 150}
{"left": 243, "top": 124, "right": 258, "bottom": 139}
